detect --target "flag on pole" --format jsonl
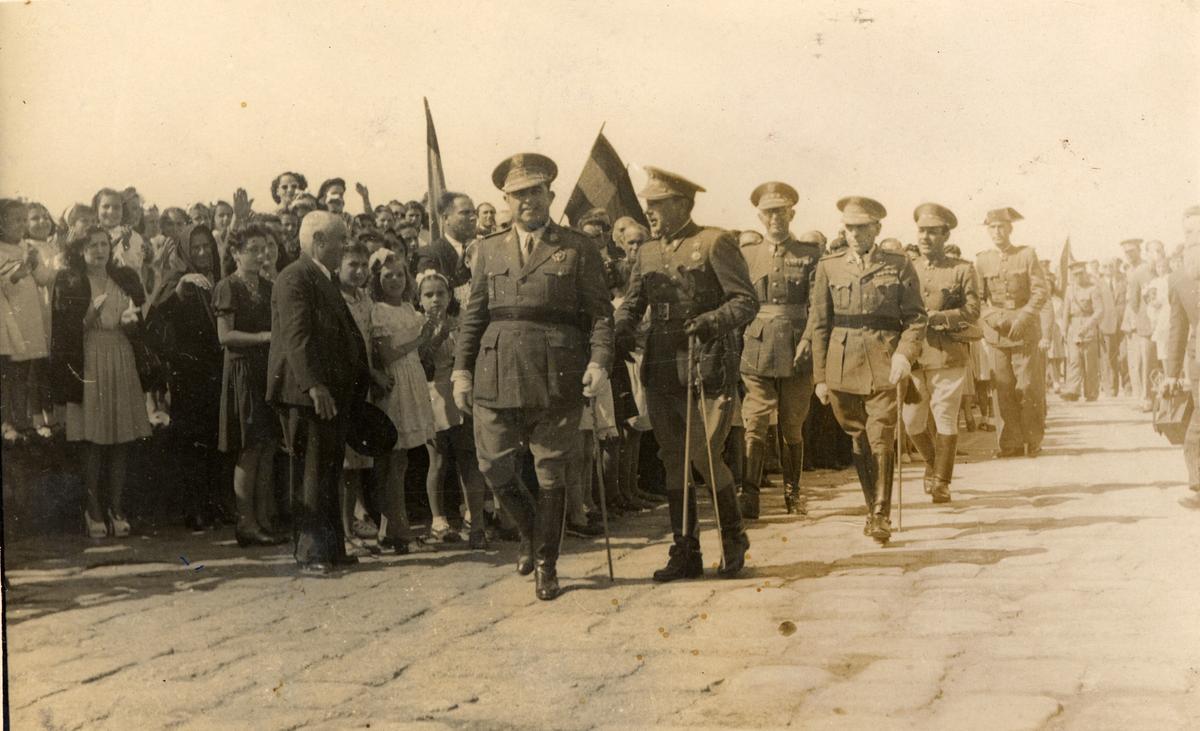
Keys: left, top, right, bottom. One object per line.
{"left": 564, "top": 130, "right": 648, "bottom": 229}
{"left": 1057, "top": 237, "right": 1073, "bottom": 296}
{"left": 425, "top": 97, "right": 447, "bottom": 242}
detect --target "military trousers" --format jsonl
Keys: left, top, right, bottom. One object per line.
{"left": 1099, "top": 332, "right": 1122, "bottom": 397}
{"left": 987, "top": 341, "right": 1046, "bottom": 451}
{"left": 645, "top": 382, "right": 736, "bottom": 498}
{"left": 830, "top": 387, "right": 898, "bottom": 456}
{"left": 1184, "top": 378, "right": 1200, "bottom": 491}
{"left": 741, "top": 369, "right": 813, "bottom": 447}
{"left": 473, "top": 401, "right": 583, "bottom": 495}
{"left": 1126, "top": 333, "right": 1154, "bottom": 405}
{"left": 902, "top": 367, "right": 968, "bottom": 437}
{"left": 1063, "top": 338, "right": 1100, "bottom": 401}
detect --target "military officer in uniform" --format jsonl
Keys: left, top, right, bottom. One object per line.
{"left": 1161, "top": 205, "right": 1200, "bottom": 500}
{"left": 811, "top": 197, "right": 926, "bottom": 545}
{"left": 452, "top": 153, "right": 614, "bottom": 601}
{"left": 902, "top": 203, "right": 979, "bottom": 504}
{"left": 1062, "top": 261, "right": 1104, "bottom": 401}
{"left": 614, "top": 166, "right": 758, "bottom": 581}
{"left": 976, "top": 208, "right": 1050, "bottom": 457}
{"left": 737, "top": 182, "right": 822, "bottom": 519}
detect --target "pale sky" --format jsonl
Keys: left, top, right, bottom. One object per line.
{"left": 1, "top": 0, "right": 1197, "bottom": 264}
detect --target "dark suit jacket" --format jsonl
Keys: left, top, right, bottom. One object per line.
{"left": 416, "top": 237, "right": 472, "bottom": 290}
{"left": 266, "top": 254, "right": 369, "bottom": 410}
{"left": 1166, "top": 269, "right": 1197, "bottom": 379}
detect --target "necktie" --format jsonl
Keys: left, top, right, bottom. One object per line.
{"left": 523, "top": 232, "right": 535, "bottom": 265}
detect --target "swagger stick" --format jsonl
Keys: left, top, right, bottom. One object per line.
{"left": 692, "top": 336, "right": 728, "bottom": 571}
{"left": 896, "top": 380, "right": 905, "bottom": 531}
{"left": 682, "top": 338, "right": 696, "bottom": 537}
{"left": 590, "top": 397, "right": 615, "bottom": 582}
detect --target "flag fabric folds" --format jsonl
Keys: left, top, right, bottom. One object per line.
{"left": 564, "top": 131, "right": 648, "bottom": 230}
{"left": 1058, "top": 237, "right": 1073, "bottom": 296}
{"left": 425, "top": 97, "right": 447, "bottom": 242}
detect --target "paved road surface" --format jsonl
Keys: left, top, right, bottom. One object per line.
{"left": 5, "top": 397, "right": 1200, "bottom": 729}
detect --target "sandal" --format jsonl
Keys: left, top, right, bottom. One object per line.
{"left": 107, "top": 509, "right": 131, "bottom": 538}
{"left": 396, "top": 536, "right": 436, "bottom": 555}
{"left": 84, "top": 509, "right": 108, "bottom": 539}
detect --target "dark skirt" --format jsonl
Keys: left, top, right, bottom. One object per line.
{"left": 219, "top": 351, "right": 277, "bottom": 452}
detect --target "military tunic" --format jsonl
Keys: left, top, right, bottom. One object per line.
{"left": 454, "top": 222, "right": 614, "bottom": 491}
{"left": 1062, "top": 281, "right": 1103, "bottom": 401}
{"left": 614, "top": 220, "right": 757, "bottom": 534}
{"left": 976, "top": 244, "right": 1049, "bottom": 453}
{"left": 902, "top": 254, "right": 980, "bottom": 437}
{"left": 739, "top": 237, "right": 821, "bottom": 446}
{"left": 811, "top": 246, "right": 926, "bottom": 452}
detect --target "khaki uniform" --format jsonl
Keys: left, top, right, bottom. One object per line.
{"left": 977, "top": 245, "right": 1049, "bottom": 454}
{"left": 615, "top": 221, "right": 758, "bottom": 549}
{"left": 1062, "top": 281, "right": 1103, "bottom": 401}
{"left": 811, "top": 246, "right": 926, "bottom": 521}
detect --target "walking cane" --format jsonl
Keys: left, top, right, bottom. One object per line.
{"left": 682, "top": 338, "right": 696, "bottom": 538}
{"left": 691, "top": 336, "right": 728, "bottom": 571}
{"left": 896, "top": 379, "right": 905, "bottom": 532}
{"left": 590, "top": 397, "right": 615, "bottom": 582}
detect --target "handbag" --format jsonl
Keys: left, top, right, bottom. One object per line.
{"left": 1152, "top": 382, "right": 1193, "bottom": 446}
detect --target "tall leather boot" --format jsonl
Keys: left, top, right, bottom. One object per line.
{"left": 870, "top": 450, "right": 895, "bottom": 545}
{"left": 782, "top": 442, "right": 807, "bottom": 516}
{"left": 931, "top": 433, "right": 957, "bottom": 503}
{"left": 739, "top": 439, "right": 765, "bottom": 519}
{"left": 493, "top": 481, "right": 536, "bottom": 575}
{"left": 653, "top": 489, "right": 702, "bottom": 582}
{"left": 534, "top": 489, "right": 566, "bottom": 600}
{"left": 714, "top": 485, "right": 749, "bottom": 578}
{"left": 908, "top": 428, "right": 937, "bottom": 495}
{"left": 852, "top": 436, "right": 876, "bottom": 535}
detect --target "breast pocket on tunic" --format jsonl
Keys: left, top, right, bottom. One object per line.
{"left": 832, "top": 282, "right": 854, "bottom": 311}
{"left": 542, "top": 265, "right": 573, "bottom": 303}
{"left": 863, "top": 272, "right": 900, "bottom": 312}
{"left": 488, "top": 267, "right": 514, "bottom": 303}
{"left": 474, "top": 328, "right": 501, "bottom": 400}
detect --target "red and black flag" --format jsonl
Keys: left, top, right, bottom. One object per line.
{"left": 564, "top": 130, "right": 648, "bottom": 229}
{"left": 425, "top": 97, "right": 447, "bottom": 242}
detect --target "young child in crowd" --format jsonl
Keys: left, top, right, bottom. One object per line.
{"left": 369, "top": 250, "right": 436, "bottom": 554}
{"left": 0, "top": 200, "right": 49, "bottom": 442}
{"left": 22, "top": 202, "right": 61, "bottom": 436}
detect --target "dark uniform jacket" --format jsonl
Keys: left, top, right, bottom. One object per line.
{"left": 615, "top": 221, "right": 758, "bottom": 392}
{"left": 739, "top": 237, "right": 822, "bottom": 378}
{"left": 266, "top": 254, "right": 369, "bottom": 411}
{"left": 976, "top": 245, "right": 1049, "bottom": 348}
{"left": 454, "top": 222, "right": 614, "bottom": 409}
{"left": 911, "top": 254, "right": 979, "bottom": 370}
{"left": 811, "top": 246, "right": 926, "bottom": 395}
{"left": 415, "top": 236, "right": 472, "bottom": 290}
{"left": 1165, "top": 246, "right": 1200, "bottom": 379}
{"left": 1064, "top": 283, "right": 1104, "bottom": 344}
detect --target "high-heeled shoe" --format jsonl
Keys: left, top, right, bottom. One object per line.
{"left": 107, "top": 509, "right": 131, "bottom": 538}
{"left": 84, "top": 509, "right": 108, "bottom": 539}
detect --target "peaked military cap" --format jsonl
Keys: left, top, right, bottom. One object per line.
{"left": 913, "top": 202, "right": 958, "bottom": 229}
{"left": 1119, "top": 238, "right": 1143, "bottom": 250}
{"left": 837, "top": 196, "right": 887, "bottom": 224}
{"left": 492, "top": 153, "right": 558, "bottom": 193}
{"left": 984, "top": 207, "right": 1023, "bottom": 224}
{"left": 639, "top": 166, "right": 706, "bottom": 201}
{"left": 751, "top": 181, "right": 799, "bottom": 210}
{"left": 797, "top": 229, "right": 827, "bottom": 246}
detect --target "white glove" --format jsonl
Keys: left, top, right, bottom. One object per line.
{"left": 581, "top": 362, "right": 608, "bottom": 399}
{"left": 451, "top": 369, "right": 474, "bottom": 413}
{"left": 889, "top": 353, "right": 911, "bottom": 385}
{"left": 814, "top": 382, "right": 830, "bottom": 405}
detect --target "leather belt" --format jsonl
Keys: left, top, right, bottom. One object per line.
{"left": 489, "top": 306, "right": 585, "bottom": 328}
{"left": 649, "top": 302, "right": 700, "bottom": 322}
{"left": 833, "top": 314, "right": 904, "bottom": 332}
{"left": 757, "top": 304, "right": 807, "bottom": 319}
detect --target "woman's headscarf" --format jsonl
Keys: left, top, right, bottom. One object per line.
{"left": 150, "top": 223, "right": 221, "bottom": 311}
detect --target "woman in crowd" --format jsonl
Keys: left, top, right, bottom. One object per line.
{"left": 147, "top": 223, "right": 225, "bottom": 530}
{"left": 93, "top": 187, "right": 150, "bottom": 286}
{"left": 369, "top": 250, "right": 436, "bottom": 553}
{"left": 0, "top": 200, "right": 49, "bottom": 442}
{"left": 403, "top": 201, "right": 430, "bottom": 246}
{"left": 23, "top": 201, "right": 61, "bottom": 435}
{"left": 213, "top": 224, "right": 285, "bottom": 546}
{"left": 51, "top": 226, "right": 151, "bottom": 537}
{"left": 317, "top": 178, "right": 347, "bottom": 217}
{"left": 270, "top": 171, "right": 308, "bottom": 209}
{"left": 188, "top": 203, "right": 213, "bottom": 229}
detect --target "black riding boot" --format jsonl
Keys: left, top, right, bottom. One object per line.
{"left": 782, "top": 442, "right": 807, "bottom": 516}
{"left": 739, "top": 440, "right": 765, "bottom": 519}
{"left": 493, "top": 481, "right": 536, "bottom": 575}
{"left": 653, "top": 489, "right": 702, "bottom": 582}
{"left": 852, "top": 436, "right": 876, "bottom": 535}
{"left": 534, "top": 489, "right": 565, "bottom": 600}
{"left": 909, "top": 428, "right": 937, "bottom": 494}
{"left": 931, "top": 433, "right": 957, "bottom": 503}
{"left": 715, "top": 485, "right": 749, "bottom": 578}
{"left": 870, "top": 450, "right": 895, "bottom": 544}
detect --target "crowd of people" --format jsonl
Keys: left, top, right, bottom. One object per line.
{"left": 2, "top": 161, "right": 1198, "bottom": 600}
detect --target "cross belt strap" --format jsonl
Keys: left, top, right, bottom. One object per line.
{"left": 832, "top": 314, "right": 904, "bottom": 332}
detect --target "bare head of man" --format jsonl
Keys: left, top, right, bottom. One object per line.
{"left": 300, "top": 211, "right": 349, "bottom": 273}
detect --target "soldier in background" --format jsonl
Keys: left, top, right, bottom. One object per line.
{"left": 452, "top": 153, "right": 614, "bottom": 601}
{"left": 615, "top": 166, "right": 758, "bottom": 581}
{"left": 976, "top": 208, "right": 1049, "bottom": 457}
{"left": 1062, "top": 261, "right": 1104, "bottom": 401}
{"left": 737, "top": 182, "right": 821, "bottom": 518}
{"left": 902, "top": 203, "right": 979, "bottom": 504}
{"left": 1163, "top": 205, "right": 1200, "bottom": 502}
{"left": 1097, "top": 257, "right": 1125, "bottom": 397}
{"left": 1121, "top": 238, "right": 1155, "bottom": 411}
{"left": 811, "top": 197, "right": 926, "bottom": 544}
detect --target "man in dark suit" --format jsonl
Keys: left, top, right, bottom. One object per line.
{"left": 268, "top": 211, "right": 370, "bottom": 574}
{"left": 416, "top": 192, "right": 476, "bottom": 303}
{"left": 452, "top": 153, "right": 614, "bottom": 601}
{"left": 1164, "top": 205, "right": 1200, "bottom": 501}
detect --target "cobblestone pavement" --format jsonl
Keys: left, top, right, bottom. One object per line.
{"left": 5, "top": 397, "right": 1200, "bottom": 730}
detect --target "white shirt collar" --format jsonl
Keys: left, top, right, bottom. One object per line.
{"left": 446, "top": 233, "right": 465, "bottom": 257}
